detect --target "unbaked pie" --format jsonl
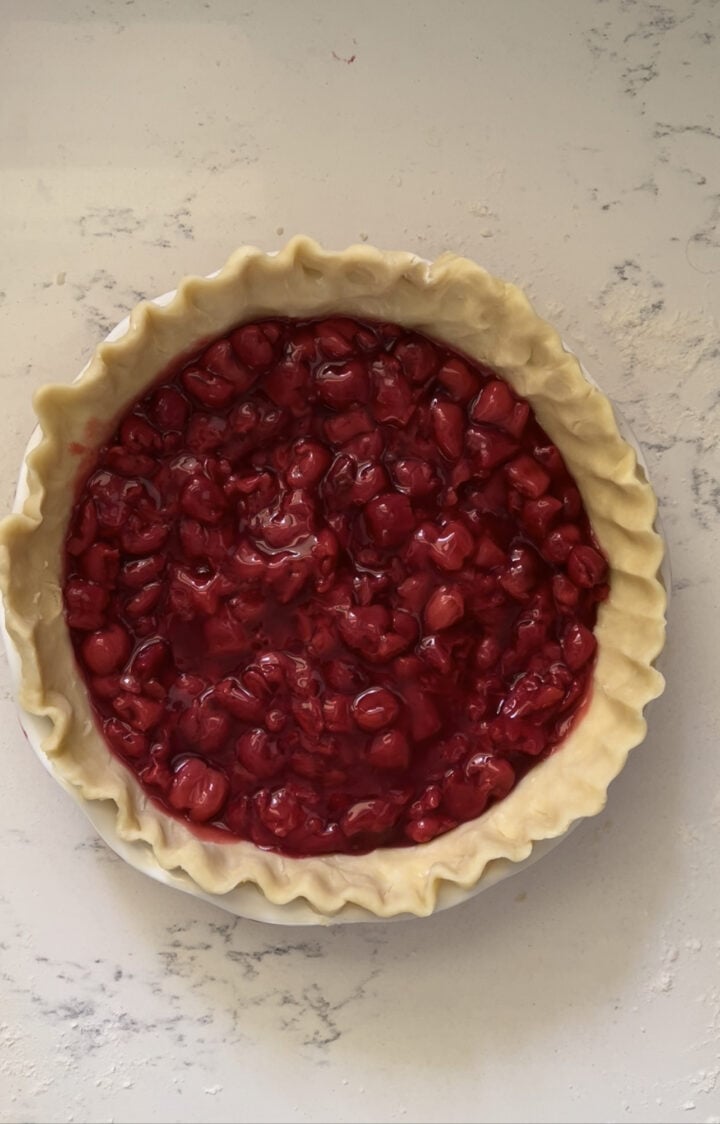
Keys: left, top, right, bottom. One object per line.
{"left": 0, "top": 238, "right": 666, "bottom": 917}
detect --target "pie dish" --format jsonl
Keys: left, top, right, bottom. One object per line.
{"left": 0, "top": 237, "right": 666, "bottom": 919}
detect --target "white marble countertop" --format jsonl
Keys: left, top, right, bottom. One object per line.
{"left": 2, "top": 2, "right": 719, "bottom": 1122}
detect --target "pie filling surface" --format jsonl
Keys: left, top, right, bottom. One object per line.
{"left": 62, "top": 315, "right": 609, "bottom": 857}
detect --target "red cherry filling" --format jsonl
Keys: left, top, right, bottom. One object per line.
{"left": 63, "top": 316, "right": 609, "bottom": 857}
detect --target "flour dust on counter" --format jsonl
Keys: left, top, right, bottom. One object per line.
{"left": 2, "top": 0, "right": 719, "bottom": 1122}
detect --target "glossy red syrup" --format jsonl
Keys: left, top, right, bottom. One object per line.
{"left": 63, "top": 316, "right": 608, "bottom": 856}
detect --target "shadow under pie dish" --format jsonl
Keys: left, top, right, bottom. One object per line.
{"left": 0, "top": 238, "right": 666, "bottom": 921}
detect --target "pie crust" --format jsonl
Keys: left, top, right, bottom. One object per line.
{"left": 0, "top": 237, "right": 666, "bottom": 918}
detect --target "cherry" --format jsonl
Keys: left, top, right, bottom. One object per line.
{"left": 534, "top": 444, "right": 566, "bottom": 478}
{"left": 521, "top": 495, "right": 563, "bottom": 539}
{"left": 182, "top": 368, "right": 236, "bottom": 409}
{"left": 352, "top": 686, "right": 401, "bottom": 732}
{"left": 254, "top": 785, "right": 302, "bottom": 837}
{"left": 186, "top": 414, "right": 230, "bottom": 453}
{"left": 475, "top": 634, "right": 501, "bottom": 670}
{"left": 502, "top": 671, "right": 566, "bottom": 718}
{"left": 214, "top": 677, "right": 266, "bottom": 722}
{"left": 125, "top": 582, "right": 163, "bottom": 617}
{"left": 364, "top": 492, "right": 415, "bottom": 548}
{"left": 66, "top": 499, "right": 98, "bottom": 556}
{"left": 543, "top": 523, "right": 583, "bottom": 564}
{"left": 371, "top": 356, "right": 414, "bottom": 424}
{"left": 419, "top": 634, "right": 453, "bottom": 674}
{"left": 424, "top": 585, "right": 464, "bottom": 631}
{"left": 88, "top": 472, "right": 144, "bottom": 531}
{"left": 119, "top": 554, "right": 166, "bottom": 588}
{"left": 323, "top": 406, "right": 374, "bottom": 446}
{"left": 180, "top": 475, "right": 227, "bottom": 524}
{"left": 466, "top": 427, "right": 518, "bottom": 470}
{"left": 257, "top": 495, "right": 316, "bottom": 551}
{"left": 397, "top": 572, "right": 434, "bottom": 613}
{"left": 148, "top": 386, "right": 189, "bottom": 430}
{"left": 419, "top": 520, "right": 474, "bottom": 571}
{"left": 405, "top": 815, "right": 449, "bottom": 844}
{"left": 323, "top": 693, "right": 354, "bottom": 733}
{"left": 367, "top": 729, "right": 410, "bottom": 769}
{"left": 341, "top": 796, "right": 403, "bottom": 838}
{"left": 506, "top": 454, "right": 551, "bottom": 499}
{"left": 315, "top": 360, "right": 369, "bottom": 408}
{"left": 324, "top": 659, "right": 367, "bottom": 693}
{"left": 113, "top": 693, "right": 164, "bottom": 733}
{"left": 104, "top": 717, "right": 149, "bottom": 759}
{"left": 392, "top": 458, "right": 439, "bottom": 498}
{"left": 121, "top": 518, "right": 169, "bottom": 556}
{"left": 230, "top": 323, "right": 278, "bottom": 368}
{"left": 442, "top": 756, "right": 515, "bottom": 820}
{"left": 470, "top": 379, "right": 515, "bottom": 427}
{"left": 81, "top": 624, "right": 131, "bottom": 675}
{"left": 287, "top": 439, "right": 332, "bottom": 488}
{"left": 130, "top": 638, "right": 170, "bottom": 680}
{"left": 104, "top": 447, "right": 157, "bottom": 478}
{"left": 406, "top": 689, "right": 442, "bottom": 741}
{"left": 430, "top": 399, "right": 465, "bottom": 460}
{"left": 436, "top": 357, "right": 479, "bottom": 402}
{"left": 264, "top": 358, "right": 311, "bottom": 412}
{"left": 168, "top": 758, "right": 229, "bottom": 823}
{"left": 393, "top": 338, "right": 438, "bottom": 383}
{"left": 203, "top": 338, "right": 256, "bottom": 390}
{"left": 499, "top": 545, "right": 539, "bottom": 601}
{"left": 236, "top": 728, "right": 285, "bottom": 778}
{"left": 474, "top": 536, "right": 506, "bottom": 570}
{"left": 561, "top": 620, "right": 598, "bottom": 670}
{"left": 291, "top": 695, "right": 325, "bottom": 738}
{"left": 567, "top": 544, "right": 608, "bottom": 588}
{"left": 552, "top": 573, "right": 580, "bottom": 608}
{"left": 79, "top": 542, "right": 120, "bottom": 585}
{"left": 315, "top": 318, "right": 360, "bottom": 358}
{"left": 65, "top": 579, "right": 109, "bottom": 631}
{"left": 178, "top": 699, "right": 231, "bottom": 752}
{"left": 338, "top": 605, "right": 390, "bottom": 657}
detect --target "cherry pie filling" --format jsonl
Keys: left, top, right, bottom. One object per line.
{"left": 63, "top": 316, "right": 608, "bottom": 857}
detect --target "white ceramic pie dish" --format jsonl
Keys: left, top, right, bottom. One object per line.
{"left": 0, "top": 267, "right": 670, "bottom": 926}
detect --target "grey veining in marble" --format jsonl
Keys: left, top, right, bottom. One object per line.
{"left": 1, "top": 2, "right": 719, "bottom": 1123}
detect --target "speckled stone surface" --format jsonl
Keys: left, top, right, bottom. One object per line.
{"left": 1, "top": 2, "right": 718, "bottom": 1122}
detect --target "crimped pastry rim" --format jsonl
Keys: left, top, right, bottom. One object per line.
{"left": 0, "top": 237, "right": 666, "bottom": 919}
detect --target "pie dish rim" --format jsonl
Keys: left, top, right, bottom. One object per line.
{"left": 0, "top": 237, "right": 667, "bottom": 920}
